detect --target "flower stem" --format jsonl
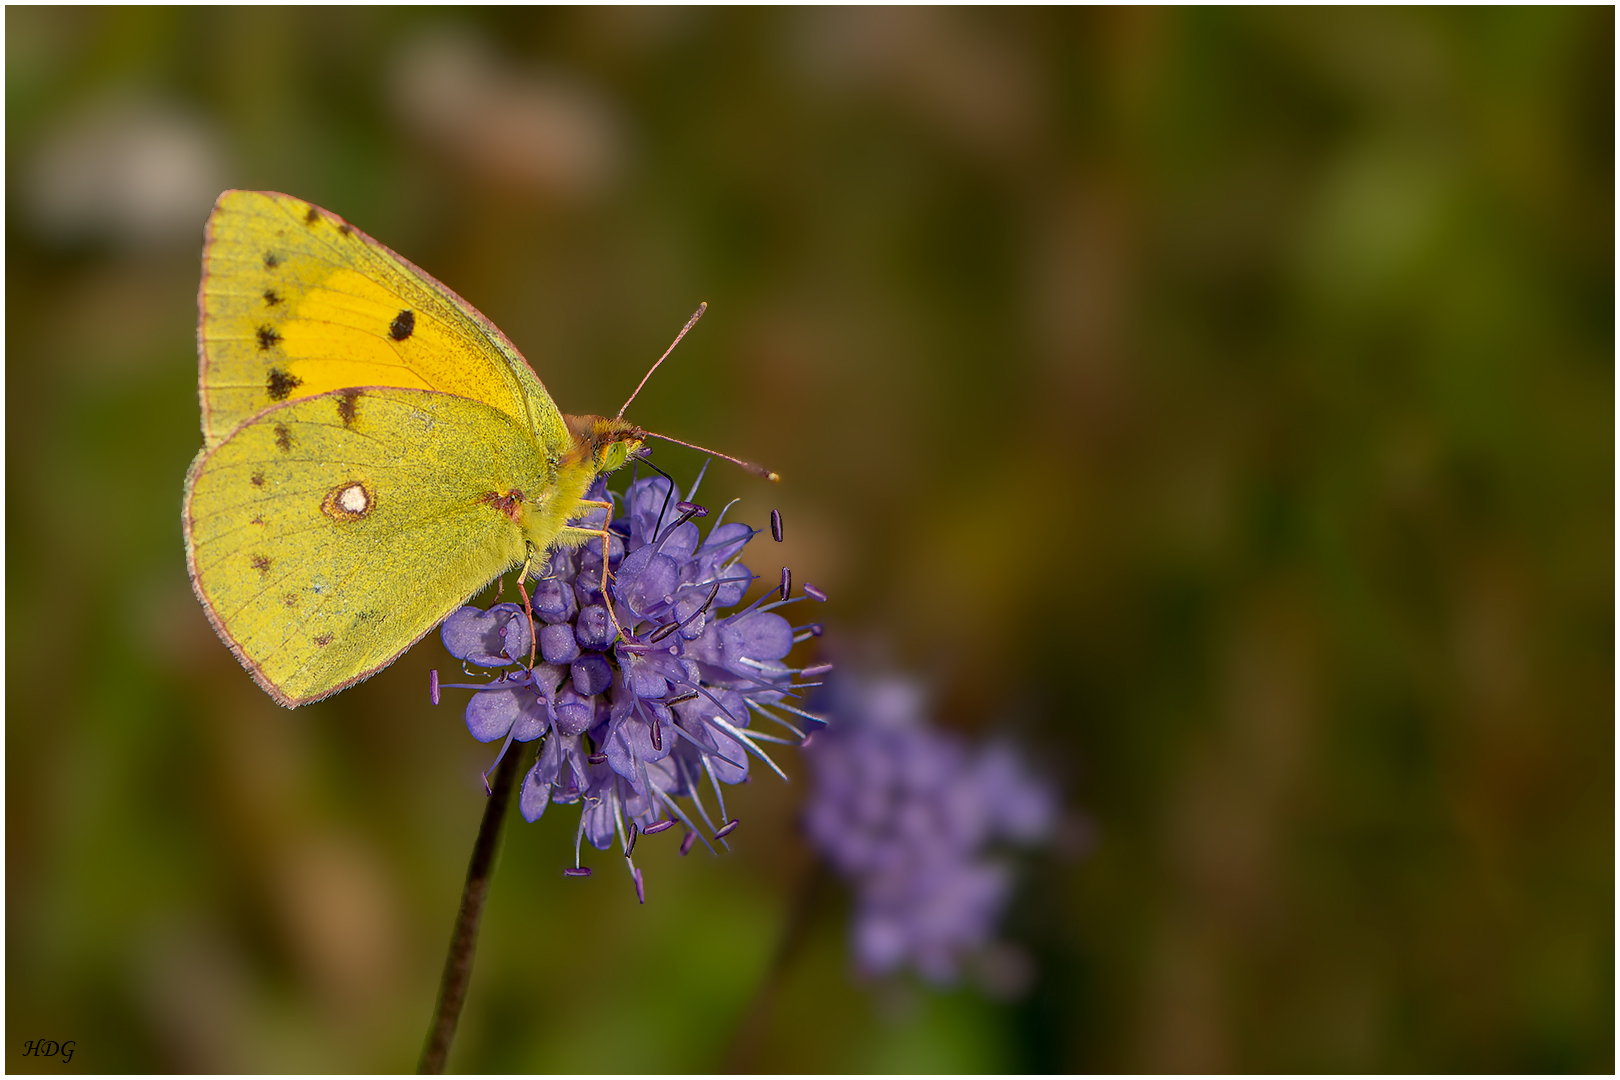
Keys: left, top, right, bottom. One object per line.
{"left": 418, "top": 744, "right": 528, "bottom": 1074}
{"left": 721, "top": 861, "right": 832, "bottom": 1071}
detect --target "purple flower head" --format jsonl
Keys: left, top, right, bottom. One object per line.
{"left": 803, "top": 673, "right": 1055, "bottom": 984}
{"left": 435, "top": 470, "right": 828, "bottom": 901}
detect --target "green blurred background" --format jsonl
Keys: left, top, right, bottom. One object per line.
{"left": 7, "top": 6, "right": 1613, "bottom": 1073}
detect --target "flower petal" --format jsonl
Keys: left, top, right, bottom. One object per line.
{"left": 519, "top": 759, "right": 550, "bottom": 822}
{"left": 571, "top": 653, "right": 613, "bottom": 696}
{"left": 575, "top": 605, "right": 615, "bottom": 650}
{"left": 465, "top": 685, "right": 524, "bottom": 742}
{"left": 530, "top": 574, "right": 577, "bottom": 625}
{"left": 540, "top": 622, "right": 581, "bottom": 663}
{"left": 441, "top": 603, "right": 529, "bottom": 667}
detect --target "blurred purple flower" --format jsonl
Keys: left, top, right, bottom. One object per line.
{"left": 435, "top": 471, "right": 827, "bottom": 902}
{"left": 803, "top": 674, "right": 1055, "bottom": 983}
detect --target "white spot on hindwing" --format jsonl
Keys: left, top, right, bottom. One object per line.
{"left": 321, "top": 480, "right": 373, "bottom": 522}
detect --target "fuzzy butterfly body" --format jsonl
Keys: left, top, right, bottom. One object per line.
{"left": 184, "top": 190, "right": 642, "bottom": 707}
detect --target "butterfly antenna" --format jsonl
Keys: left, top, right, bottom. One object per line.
{"left": 617, "top": 302, "right": 708, "bottom": 419}
{"left": 617, "top": 301, "right": 781, "bottom": 481}
{"left": 642, "top": 431, "right": 780, "bottom": 482}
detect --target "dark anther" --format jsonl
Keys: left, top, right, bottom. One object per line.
{"left": 661, "top": 501, "right": 707, "bottom": 542}
{"left": 587, "top": 753, "right": 607, "bottom": 764}
{"left": 651, "top": 714, "right": 663, "bottom": 752}
{"left": 650, "top": 621, "right": 680, "bottom": 643}
{"left": 666, "top": 691, "right": 698, "bottom": 706}
{"left": 679, "top": 832, "right": 697, "bottom": 856}
{"left": 429, "top": 669, "right": 440, "bottom": 705}
{"left": 563, "top": 867, "right": 592, "bottom": 877}
{"left": 688, "top": 583, "right": 722, "bottom": 625}
{"left": 779, "top": 567, "right": 791, "bottom": 601}
{"left": 804, "top": 583, "right": 828, "bottom": 602}
{"left": 771, "top": 509, "right": 783, "bottom": 542}
{"left": 645, "top": 820, "right": 675, "bottom": 834}
{"left": 665, "top": 583, "right": 721, "bottom": 640}
{"left": 626, "top": 822, "right": 640, "bottom": 856}
{"left": 715, "top": 819, "right": 740, "bottom": 840}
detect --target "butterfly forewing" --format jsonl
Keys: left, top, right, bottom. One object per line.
{"left": 198, "top": 190, "right": 570, "bottom": 456}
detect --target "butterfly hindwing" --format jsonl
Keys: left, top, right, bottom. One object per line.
{"left": 184, "top": 387, "right": 550, "bottom": 706}
{"left": 197, "top": 190, "right": 571, "bottom": 457}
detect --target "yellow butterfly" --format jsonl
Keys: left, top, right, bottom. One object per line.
{"left": 183, "top": 190, "right": 764, "bottom": 707}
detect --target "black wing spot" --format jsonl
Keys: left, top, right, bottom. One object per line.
{"left": 256, "top": 325, "right": 281, "bottom": 350}
{"left": 313, "top": 633, "right": 334, "bottom": 647}
{"left": 338, "top": 390, "right": 361, "bottom": 428}
{"left": 250, "top": 471, "right": 266, "bottom": 488}
{"left": 338, "top": 223, "right": 352, "bottom": 236}
{"left": 264, "top": 252, "right": 281, "bottom": 269}
{"left": 263, "top": 289, "right": 283, "bottom": 307}
{"left": 389, "top": 309, "right": 415, "bottom": 341}
{"left": 305, "top": 206, "right": 321, "bottom": 225}
{"left": 251, "top": 554, "right": 272, "bottom": 577}
{"left": 274, "top": 424, "right": 294, "bottom": 452}
{"left": 266, "top": 367, "right": 302, "bottom": 401}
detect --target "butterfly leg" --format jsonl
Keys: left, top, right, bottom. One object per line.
{"left": 558, "top": 498, "right": 628, "bottom": 645}
{"left": 514, "top": 551, "right": 538, "bottom": 668}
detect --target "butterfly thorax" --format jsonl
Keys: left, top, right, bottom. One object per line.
{"left": 512, "top": 414, "right": 645, "bottom": 556}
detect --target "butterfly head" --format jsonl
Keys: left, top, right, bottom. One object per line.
{"left": 566, "top": 414, "right": 647, "bottom": 477}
